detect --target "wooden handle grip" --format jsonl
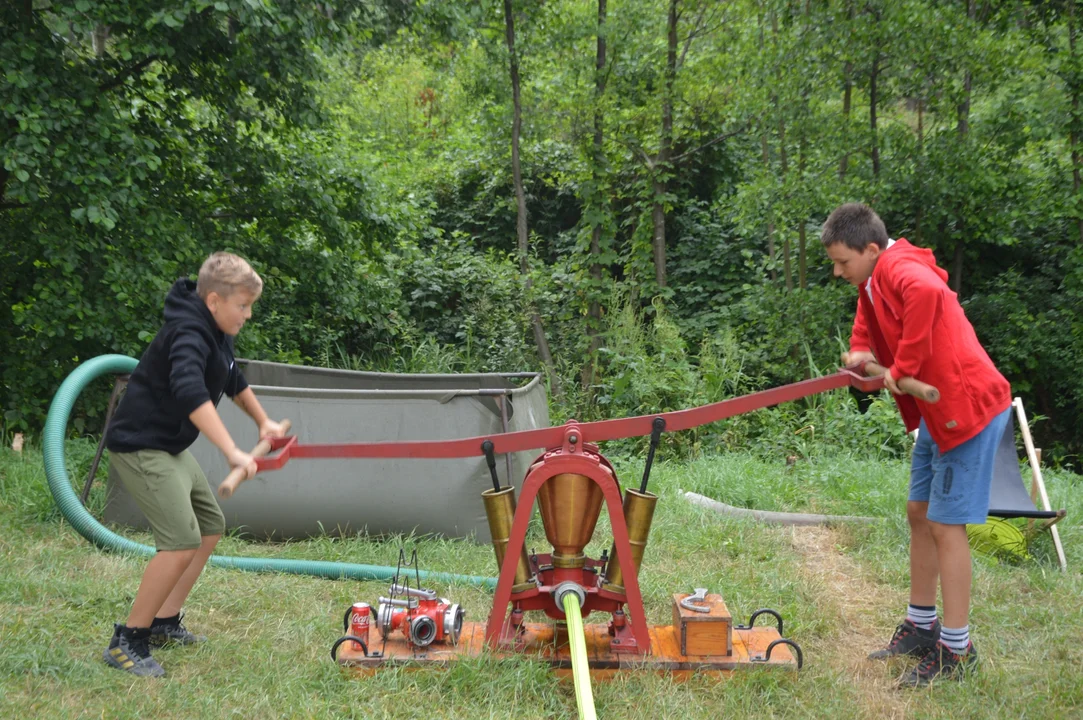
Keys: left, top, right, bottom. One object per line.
{"left": 217, "top": 419, "right": 292, "bottom": 499}
{"left": 864, "top": 362, "right": 940, "bottom": 404}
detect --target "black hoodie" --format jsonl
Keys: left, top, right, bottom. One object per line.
{"left": 107, "top": 279, "right": 249, "bottom": 455}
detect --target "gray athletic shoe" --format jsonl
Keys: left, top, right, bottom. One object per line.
{"left": 868, "top": 619, "right": 940, "bottom": 660}
{"left": 149, "top": 613, "right": 206, "bottom": 647}
{"left": 103, "top": 624, "right": 165, "bottom": 678}
{"left": 899, "top": 640, "right": 979, "bottom": 687}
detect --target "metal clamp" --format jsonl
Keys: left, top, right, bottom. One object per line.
{"left": 330, "top": 635, "right": 369, "bottom": 661}
{"left": 736, "top": 608, "right": 783, "bottom": 635}
{"left": 749, "top": 638, "right": 804, "bottom": 670}
{"left": 679, "top": 588, "right": 711, "bottom": 613}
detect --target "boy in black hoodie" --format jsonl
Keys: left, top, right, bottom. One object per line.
{"left": 103, "top": 252, "right": 286, "bottom": 677}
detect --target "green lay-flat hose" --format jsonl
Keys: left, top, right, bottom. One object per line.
{"left": 42, "top": 354, "right": 497, "bottom": 589}
{"left": 562, "top": 592, "right": 598, "bottom": 720}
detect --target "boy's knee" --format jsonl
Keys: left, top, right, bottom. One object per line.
{"left": 158, "top": 546, "right": 200, "bottom": 564}
{"left": 906, "top": 501, "right": 929, "bottom": 527}
{"left": 927, "top": 520, "right": 966, "bottom": 543}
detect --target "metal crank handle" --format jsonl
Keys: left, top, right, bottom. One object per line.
{"left": 217, "top": 419, "right": 292, "bottom": 499}
{"left": 680, "top": 588, "right": 711, "bottom": 613}
{"left": 861, "top": 362, "right": 940, "bottom": 404}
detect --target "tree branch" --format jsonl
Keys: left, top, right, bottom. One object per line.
{"left": 98, "top": 56, "right": 160, "bottom": 93}
{"left": 676, "top": 4, "right": 708, "bottom": 72}
{"left": 670, "top": 124, "right": 746, "bottom": 164}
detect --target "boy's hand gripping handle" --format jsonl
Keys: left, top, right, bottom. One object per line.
{"left": 217, "top": 419, "right": 292, "bottom": 499}
{"left": 862, "top": 362, "right": 940, "bottom": 403}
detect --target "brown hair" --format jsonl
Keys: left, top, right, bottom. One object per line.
{"left": 196, "top": 252, "right": 263, "bottom": 300}
{"left": 820, "top": 203, "right": 889, "bottom": 251}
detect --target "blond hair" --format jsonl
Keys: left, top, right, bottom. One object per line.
{"left": 196, "top": 252, "right": 263, "bottom": 299}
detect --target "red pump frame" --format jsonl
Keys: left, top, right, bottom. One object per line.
{"left": 483, "top": 425, "right": 652, "bottom": 652}
{"left": 253, "top": 368, "right": 883, "bottom": 472}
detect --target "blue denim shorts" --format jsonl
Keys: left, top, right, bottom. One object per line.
{"left": 909, "top": 407, "right": 1012, "bottom": 525}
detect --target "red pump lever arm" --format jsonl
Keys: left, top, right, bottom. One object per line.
{"left": 255, "top": 368, "right": 897, "bottom": 470}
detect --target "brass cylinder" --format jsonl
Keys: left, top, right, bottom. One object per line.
{"left": 603, "top": 488, "right": 658, "bottom": 593}
{"left": 482, "top": 486, "right": 535, "bottom": 593}
{"left": 537, "top": 472, "right": 605, "bottom": 569}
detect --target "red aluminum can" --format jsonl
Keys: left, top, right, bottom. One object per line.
{"left": 350, "top": 602, "right": 371, "bottom": 650}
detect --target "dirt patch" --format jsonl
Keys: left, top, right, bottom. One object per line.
{"left": 790, "top": 525, "right": 912, "bottom": 719}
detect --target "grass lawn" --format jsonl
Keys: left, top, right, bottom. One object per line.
{"left": 1, "top": 439, "right": 1080, "bottom": 719}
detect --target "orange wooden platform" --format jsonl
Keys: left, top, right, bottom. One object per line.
{"left": 335, "top": 621, "right": 797, "bottom": 676}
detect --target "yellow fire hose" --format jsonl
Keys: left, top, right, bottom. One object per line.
{"left": 562, "top": 593, "right": 598, "bottom": 720}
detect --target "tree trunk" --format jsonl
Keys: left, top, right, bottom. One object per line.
{"left": 951, "top": 240, "right": 965, "bottom": 293}
{"left": 779, "top": 117, "right": 792, "bottom": 292}
{"left": 949, "top": 0, "right": 975, "bottom": 294}
{"left": 651, "top": 0, "right": 679, "bottom": 289}
{"left": 870, "top": 53, "right": 880, "bottom": 178}
{"left": 839, "top": 1, "right": 854, "bottom": 179}
{"left": 761, "top": 128, "right": 778, "bottom": 284}
{"left": 770, "top": 9, "right": 792, "bottom": 291}
{"left": 915, "top": 99, "right": 924, "bottom": 243}
{"left": 582, "top": 0, "right": 608, "bottom": 390}
{"left": 798, "top": 135, "right": 807, "bottom": 290}
{"left": 840, "top": 66, "right": 852, "bottom": 179}
{"left": 797, "top": 0, "right": 810, "bottom": 291}
{"left": 1069, "top": 0, "right": 1083, "bottom": 245}
{"left": 92, "top": 26, "right": 110, "bottom": 57}
{"left": 503, "top": 0, "right": 560, "bottom": 395}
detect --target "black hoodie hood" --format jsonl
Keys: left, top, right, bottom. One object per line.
{"left": 106, "top": 278, "right": 249, "bottom": 455}
{"left": 163, "top": 278, "right": 225, "bottom": 341}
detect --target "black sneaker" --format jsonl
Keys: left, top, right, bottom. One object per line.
{"left": 149, "top": 613, "right": 206, "bottom": 647}
{"left": 899, "top": 640, "right": 978, "bottom": 687}
{"left": 103, "top": 624, "right": 165, "bottom": 678}
{"left": 868, "top": 619, "right": 941, "bottom": 659}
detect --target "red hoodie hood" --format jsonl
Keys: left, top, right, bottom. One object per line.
{"left": 876, "top": 239, "right": 948, "bottom": 285}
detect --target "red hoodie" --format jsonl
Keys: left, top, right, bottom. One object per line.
{"left": 850, "top": 239, "right": 1011, "bottom": 452}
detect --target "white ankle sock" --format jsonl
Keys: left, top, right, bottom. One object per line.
{"left": 940, "top": 625, "right": 970, "bottom": 654}
{"left": 906, "top": 604, "right": 937, "bottom": 630}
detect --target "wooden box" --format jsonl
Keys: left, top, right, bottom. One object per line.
{"left": 672, "top": 593, "right": 732, "bottom": 657}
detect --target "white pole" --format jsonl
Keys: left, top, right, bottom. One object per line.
{"left": 1012, "top": 398, "right": 1067, "bottom": 571}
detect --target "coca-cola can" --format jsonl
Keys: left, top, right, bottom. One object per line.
{"left": 349, "top": 602, "right": 371, "bottom": 650}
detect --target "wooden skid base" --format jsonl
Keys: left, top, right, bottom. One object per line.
{"left": 336, "top": 622, "right": 796, "bottom": 675}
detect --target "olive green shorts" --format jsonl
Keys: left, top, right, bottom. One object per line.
{"left": 109, "top": 449, "right": 226, "bottom": 551}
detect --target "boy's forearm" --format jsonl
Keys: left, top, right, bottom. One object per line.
{"left": 189, "top": 401, "right": 239, "bottom": 456}
{"left": 232, "top": 387, "right": 269, "bottom": 426}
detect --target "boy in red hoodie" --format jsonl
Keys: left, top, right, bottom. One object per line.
{"left": 821, "top": 203, "right": 1012, "bottom": 686}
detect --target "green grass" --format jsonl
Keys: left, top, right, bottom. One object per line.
{"left": 1, "top": 440, "right": 1081, "bottom": 719}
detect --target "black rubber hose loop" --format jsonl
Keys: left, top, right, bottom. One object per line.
{"left": 764, "top": 638, "right": 803, "bottom": 670}
{"left": 331, "top": 635, "right": 369, "bottom": 662}
{"left": 744, "top": 608, "right": 784, "bottom": 635}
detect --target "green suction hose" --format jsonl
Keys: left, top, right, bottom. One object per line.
{"left": 562, "top": 592, "right": 598, "bottom": 720}
{"left": 42, "top": 354, "right": 497, "bottom": 589}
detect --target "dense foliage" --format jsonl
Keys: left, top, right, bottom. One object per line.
{"left": 3, "top": 0, "right": 1082, "bottom": 465}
